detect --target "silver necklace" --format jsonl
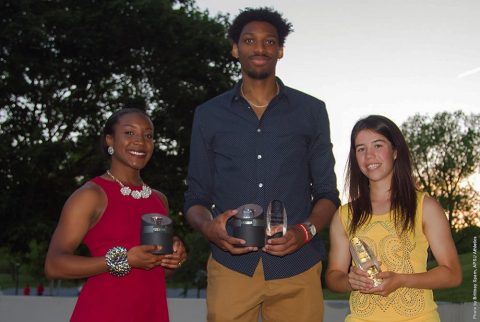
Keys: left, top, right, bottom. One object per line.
{"left": 106, "top": 170, "right": 152, "bottom": 199}
{"left": 240, "top": 81, "right": 279, "bottom": 109}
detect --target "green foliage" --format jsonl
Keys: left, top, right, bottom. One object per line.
{"left": 0, "top": 246, "right": 25, "bottom": 290}
{"left": 24, "top": 240, "right": 49, "bottom": 282}
{"left": 318, "top": 227, "right": 331, "bottom": 288}
{"left": 453, "top": 226, "right": 480, "bottom": 254}
{"left": 170, "top": 232, "right": 210, "bottom": 296}
{"left": 0, "top": 0, "right": 238, "bottom": 262}
{"left": 401, "top": 111, "right": 480, "bottom": 229}
{"left": 429, "top": 251, "right": 475, "bottom": 303}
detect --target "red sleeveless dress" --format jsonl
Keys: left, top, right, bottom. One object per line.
{"left": 70, "top": 176, "right": 170, "bottom": 322}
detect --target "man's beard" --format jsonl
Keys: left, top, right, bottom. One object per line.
{"left": 244, "top": 68, "right": 270, "bottom": 80}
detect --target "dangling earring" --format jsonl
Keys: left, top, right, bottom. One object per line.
{"left": 108, "top": 146, "right": 114, "bottom": 155}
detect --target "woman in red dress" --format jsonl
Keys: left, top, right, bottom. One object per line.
{"left": 45, "top": 108, "right": 187, "bottom": 322}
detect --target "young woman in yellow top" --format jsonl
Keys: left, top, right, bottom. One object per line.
{"left": 326, "top": 115, "right": 462, "bottom": 322}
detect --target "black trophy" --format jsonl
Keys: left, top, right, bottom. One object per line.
{"left": 141, "top": 213, "right": 173, "bottom": 255}
{"left": 232, "top": 204, "right": 265, "bottom": 247}
{"left": 265, "top": 200, "right": 287, "bottom": 241}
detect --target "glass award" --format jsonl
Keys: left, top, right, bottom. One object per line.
{"left": 265, "top": 200, "right": 287, "bottom": 240}
{"left": 349, "top": 237, "right": 383, "bottom": 287}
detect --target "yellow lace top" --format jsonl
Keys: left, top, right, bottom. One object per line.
{"left": 339, "top": 192, "right": 440, "bottom": 322}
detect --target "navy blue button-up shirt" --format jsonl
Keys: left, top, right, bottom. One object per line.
{"left": 184, "top": 78, "right": 340, "bottom": 279}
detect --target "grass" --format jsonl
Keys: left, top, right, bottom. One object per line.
{"left": 323, "top": 288, "right": 349, "bottom": 300}
{"left": 322, "top": 252, "right": 474, "bottom": 302}
{"left": 430, "top": 251, "right": 474, "bottom": 303}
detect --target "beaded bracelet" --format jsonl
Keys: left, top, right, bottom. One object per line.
{"left": 105, "top": 246, "right": 131, "bottom": 277}
{"left": 296, "top": 224, "right": 309, "bottom": 244}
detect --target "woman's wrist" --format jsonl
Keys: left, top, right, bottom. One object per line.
{"left": 397, "top": 272, "right": 408, "bottom": 288}
{"left": 105, "top": 246, "right": 131, "bottom": 277}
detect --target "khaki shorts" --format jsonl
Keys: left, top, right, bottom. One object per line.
{"left": 206, "top": 256, "right": 324, "bottom": 322}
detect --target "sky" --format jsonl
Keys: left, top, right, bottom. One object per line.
{"left": 196, "top": 0, "right": 480, "bottom": 199}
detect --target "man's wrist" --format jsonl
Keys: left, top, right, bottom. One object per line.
{"left": 302, "top": 221, "right": 317, "bottom": 239}
{"left": 295, "top": 224, "right": 309, "bottom": 244}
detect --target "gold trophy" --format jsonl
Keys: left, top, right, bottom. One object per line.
{"left": 349, "top": 237, "right": 383, "bottom": 287}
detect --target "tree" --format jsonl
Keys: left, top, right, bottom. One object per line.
{"left": 401, "top": 111, "right": 480, "bottom": 229}
{"left": 0, "top": 0, "right": 239, "bottom": 261}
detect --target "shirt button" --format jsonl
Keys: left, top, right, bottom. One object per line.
{"left": 257, "top": 128, "right": 261, "bottom": 133}
{"left": 258, "top": 183, "right": 263, "bottom": 188}
{"left": 257, "top": 154, "right": 262, "bottom": 159}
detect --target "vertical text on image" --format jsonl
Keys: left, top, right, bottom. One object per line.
{"left": 473, "top": 236, "right": 478, "bottom": 320}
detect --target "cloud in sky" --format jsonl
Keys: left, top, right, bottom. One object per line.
{"left": 458, "top": 67, "right": 480, "bottom": 79}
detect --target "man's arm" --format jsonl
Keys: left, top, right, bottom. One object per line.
{"left": 263, "top": 101, "right": 339, "bottom": 256}
{"left": 184, "top": 108, "right": 257, "bottom": 255}
{"left": 308, "top": 101, "right": 340, "bottom": 231}
{"left": 307, "top": 198, "right": 337, "bottom": 236}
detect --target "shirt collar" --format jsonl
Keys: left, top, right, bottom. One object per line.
{"left": 230, "top": 77, "right": 286, "bottom": 104}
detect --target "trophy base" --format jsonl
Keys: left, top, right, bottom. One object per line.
{"left": 233, "top": 225, "right": 265, "bottom": 247}
{"left": 141, "top": 233, "right": 173, "bottom": 255}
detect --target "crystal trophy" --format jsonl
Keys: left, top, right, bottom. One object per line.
{"left": 349, "top": 237, "right": 383, "bottom": 287}
{"left": 265, "top": 200, "right": 287, "bottom": 240}
{"left": 141, "top": 213, "right": 173, "bottom": 254}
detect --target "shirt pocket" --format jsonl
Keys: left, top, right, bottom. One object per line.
{"left": 272, "top": 131, "right": 309, "bottom": 162}
{"left": 212, "top": 131, "right": 253, "bottom": 159}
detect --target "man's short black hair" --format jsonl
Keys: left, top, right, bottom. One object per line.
{"left": 227, "top": 7, "right": 293, "bottom": 47}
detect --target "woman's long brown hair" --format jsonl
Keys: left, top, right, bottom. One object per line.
{"left": 346, "top": 115, "right": 417, "bottom": 235}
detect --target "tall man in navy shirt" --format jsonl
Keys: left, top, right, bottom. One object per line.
{"left": 184, "top": 7, "right": 339, "bottom": 322}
